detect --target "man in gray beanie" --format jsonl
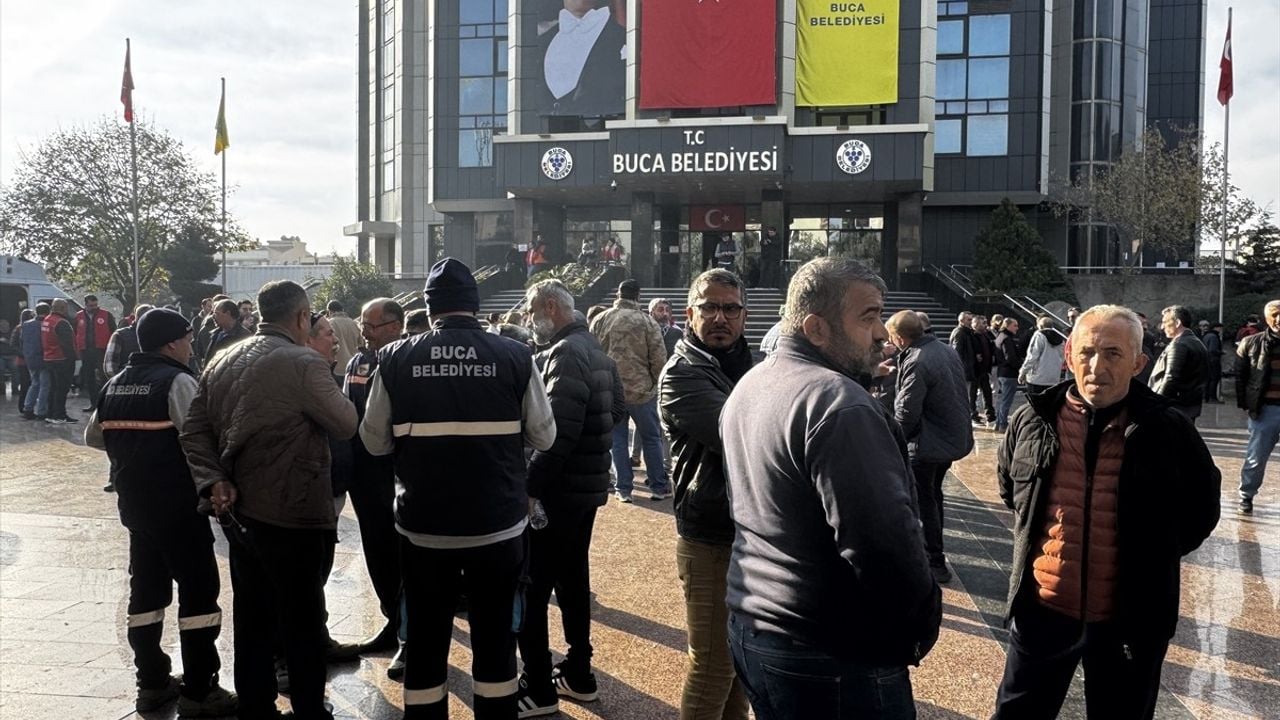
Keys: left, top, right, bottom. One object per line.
{"left": 85, "top": 308, "right": 238, "bottom": 717}
{"left": 360, "top": 258, "right": 556, "bottom": 719}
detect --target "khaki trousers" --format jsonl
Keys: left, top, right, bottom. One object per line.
{"left": 676, "top": 537, "right": 749, "bottom": 720}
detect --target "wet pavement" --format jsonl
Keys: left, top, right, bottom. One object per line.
{"left": 0, "top": 392, "right": 1276, "bottom": 719}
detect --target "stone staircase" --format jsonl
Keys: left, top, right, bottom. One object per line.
{"left": 480, "top": 286, "right": 957, "bottom": 351}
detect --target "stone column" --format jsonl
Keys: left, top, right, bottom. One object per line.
{"left": 881, "top": 199, "right": 901, "bottom": 289}
{"left": 513, "top": 198, "right": 535, "bottom": 255}
{"left": 659, "top": 205, "right": 681, "bottom": 286}
{"left": 357, "top": 237, "right": 370, "bottom": 264}
{"left": 761, "top": 189, "right": 786, "bottom": 288}
{"left": 443, "top": 213, "right": 474, "bottom": 266}
{"left": 630, "top": 192, "right": 656, "bottom": 286}
{"left": 896, "top": 192, "right": 925, "bottom": 282}
{"left": 535, "top": 204, "right": 566, "bottom": 263}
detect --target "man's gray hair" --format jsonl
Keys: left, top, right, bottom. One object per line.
{"left": 362, "top": 297, "right": 405, "bottom": 324}
{"left": 687, "top": 268, "right": 747, "bottom": 307}
{"left": 782, "top": 258, "right": 886, "bottom": 335}
{"left": 1073, "top": 304, "right": 1144, "bottom": 355}
{"left": 1264, "top": 299, "right": 1280, "bottom": 314}
{"left": 886, "top": 309, "right": 924, "bottom": 342}
{"left": 256, "top": 280, "right": 309, "bottom": 324}
{"left": 527, "top": 279, "right": 575, "bottom": 312}
{"left": 214, "top": 299, "right": 238, "bottom": 317}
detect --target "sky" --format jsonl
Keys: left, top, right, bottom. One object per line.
{"left": 1, "top": 1, "right": 1277, "bottom": 258}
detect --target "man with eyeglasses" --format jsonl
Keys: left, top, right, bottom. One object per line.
{"left": 589, "top": 279, "right": 671, "bottom": 502}
{"left": 343, "top": 298, "right": 409, "bottom": 673}
{"left": 182, "top": 280, "right": 358, "bottom": 720}
{"left": 659, "top": 269, "right": 754, "bottom": 720}
{"left": 85, "top": 308, "right": 238, "bottom": 717}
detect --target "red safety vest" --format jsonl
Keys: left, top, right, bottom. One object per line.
{"left": 41, "top": 314, "right": 67, "bottom": 361}
{"left": 75, "top": 310, "right": 112, "bottom": 351}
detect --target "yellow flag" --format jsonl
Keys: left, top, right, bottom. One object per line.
{"left": 214, "top": 86, "right": 230, "bottom": 155}
{"left": 796, "top": 0, "right": 900, "bottom": 107}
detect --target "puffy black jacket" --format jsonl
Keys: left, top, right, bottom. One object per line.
{"left": 994, "top": 330, "right": 1024, "bottom": 378}
{"left": 949, "top": 325, "right": 976, "bottom": 382}
{"left": 998, "top": 380, "right": 1220, "bottom": 642}
{"left": 1149, "top": 331, "right": 1209, "bottom": 417}
{"left": 1235, "top": 330, "right": 1278, "bottom": 418}
{"left": 894, "top": 334, "right": 974, "bottom": 464}
{"left": 528, "top": 321, "right": 624, "bottom": 508}
{"left": 659, "top": 337, "right": 751, "bottom": 545}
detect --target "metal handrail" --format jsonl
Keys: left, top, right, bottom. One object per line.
{"left": 1019, "top": 296, "right": 1069, "bottom": 326}
{"left": 925, "top": 264, "right": 974, "bottom": 299}
{"left": 947, "top": 264, "right": 975, "bottom": 284}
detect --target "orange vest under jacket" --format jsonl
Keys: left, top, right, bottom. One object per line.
{"left": 1030, "top": 392, "right": 1127, "bottom": 622}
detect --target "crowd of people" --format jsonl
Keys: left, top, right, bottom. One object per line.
{"left": 12, "top": 256, "right": 1272, "bottom": 719}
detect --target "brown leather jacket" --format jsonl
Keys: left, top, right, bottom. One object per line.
{"left": 181, "top": 323, "right": 358, "bottom": 530}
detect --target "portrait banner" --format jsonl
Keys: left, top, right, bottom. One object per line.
{"left": 528, "top": 0, "right": 628, "bottom": 118}
{"left": 796, "top": 0, "right": 900, "bottom": 107}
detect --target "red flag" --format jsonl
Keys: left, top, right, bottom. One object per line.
{"left": 638, "top": 0, "right": 776, "bottom": 109}
{"left": 689, "top": 205, "right": 746, "bottom": 232}
{"left": 121, "top": 40, "right": 135, "bottom": 123}
{"left": 1217, "top": 17, "right": 1233, "bottom": 106}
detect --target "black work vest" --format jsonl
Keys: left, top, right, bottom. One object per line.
{"left": 98, "top": 353, "right": 199, "bottom": 529}
{"left": 377, "top": 315, "right": 533, "bottom": 538}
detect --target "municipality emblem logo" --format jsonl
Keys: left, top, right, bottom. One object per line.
{"left": 836, "top": 139, "right": 872, "bottom": 175}
{"left": 541, "top": 147, "right": 573, "bottom": 180}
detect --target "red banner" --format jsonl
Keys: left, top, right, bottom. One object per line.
{"left": 638, "top": 0, "right": 776, "bottom": 110}
{"left": 689, "top": 205, "right": 746, "bottom": 232}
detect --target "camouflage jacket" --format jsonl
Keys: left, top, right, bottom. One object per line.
{"left": 590, "top": 299, "right": 667, "bottom": 404}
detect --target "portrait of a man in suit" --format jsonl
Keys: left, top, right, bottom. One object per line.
{"left": 536, "top": 0, "right": 626, "bottom": 117}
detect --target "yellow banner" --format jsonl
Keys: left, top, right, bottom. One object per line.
{"left": 797, "top": 0, "right": 900, "bottom": 106}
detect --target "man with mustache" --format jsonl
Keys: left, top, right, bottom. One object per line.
{"left": 720, "top": 257, "right": 941, "bottom": 718}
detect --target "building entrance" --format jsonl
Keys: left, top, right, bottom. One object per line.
{"left": 788, "top": 207, "right": 885, "bottom": 279}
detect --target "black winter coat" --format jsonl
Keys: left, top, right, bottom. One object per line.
{"left": 1236, "top": 330, "right": 1278, "bottom": 417}
{"left": 529, "top": 321, "right": 625, "bottom": 508}
{"left": 949, "top": 325, "right": 976, "bottom": 382}
{"left": 998, "top": 380, "right": 1220, "bottom": 643}
{"left": 659, "top": 337, "right": 751, "bottom": 545}
{"left": 1149, "top": 331, "right": 1209, "bottom": 417}
{"left": 994, "top": 330, "right": 1024, "bottom": 378}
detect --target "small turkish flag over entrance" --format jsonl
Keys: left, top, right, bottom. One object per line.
{"left": 689, "top": 205, "right": 746, "bottom": 232}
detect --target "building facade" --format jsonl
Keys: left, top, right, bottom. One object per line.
{"left": 348, "top": 0, "right": 1206, "bottom": 287}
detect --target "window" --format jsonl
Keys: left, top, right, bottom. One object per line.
{"left": 934, "top": 13, "right": 1011, "bottom": 157}
{"left": 968, "top": 15, "right": 1010, "bottom": 56}
{"left": 938, "top": 60, "right": 967, "bottom": 100}
{"left": 939, "top": 21, "right": 965, "bottom": 55}
{"left": 460, "top": 38, "right": 494, "bottom": 76}
{"left": 967, "top": 115, "right": 1008, "bottom": 156}
{"left": 936, "top": 119, "right": 962, "bottom": 154}
{"left": 968, "top": 58, "right": 1009, "bottom": 99}
{"left": 457, "top": 0, "right": 508, "bottom": 167}
{"left": 815, "top": 106, "right": 886, "bottom": 126}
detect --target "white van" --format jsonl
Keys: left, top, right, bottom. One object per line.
{"left": 0, "top": 255, "right": 80, "bottom": 327}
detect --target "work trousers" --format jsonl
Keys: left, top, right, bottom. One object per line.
{"left": 46, "top": 360, "right": 72, "bottom": 420}
{"left": 518, "top": 503, "right": 598, "bottom": 688}
{"left": 14, "top": 365, "right": 30, "bottom": 409}
{"left": 994, "top": 603, "right": 1168, "bottom": 719}
{"left": 349, "top": 455, "right": 401, "bottom": 629}
{"left": 126, "top": 518, "right": 222, "bottom": 699}
{"left": 225, "top": 516, "right": 334, "bottom": 720}
{"left": 676, "top": 537, "right": 749, "bottom": 720}
{"left": 910, "top": 461, "right": 951, "bottom": 568}
{"left": 402, "top": 534, "right": 525, "bottom": 720}
{"left": 80, "top": 347, "right": 106, "bottom": 406}
{"left": 25, "top": 367, "right": 48, "bottom": 416}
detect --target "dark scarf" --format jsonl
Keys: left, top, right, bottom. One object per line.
{"left": 687, "top": 331, "right": 753, "bottom": 382}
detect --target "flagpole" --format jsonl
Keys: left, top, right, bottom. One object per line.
{"left": 127, "top": 38, "right": 141, "bottom": 307}
{"left": 1218, "top": 7, "right": 1231, "bottom": 325}
{"left": 220, "top": 77, "right": 228, "bottom": 293}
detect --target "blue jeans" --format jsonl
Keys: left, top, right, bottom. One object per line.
{"left": 728, "top": 614, "right": 916, "bottom": 719}
{"left": 26, "top": 367, "right": 49, "bottom": 416}
{"left": 611, "top": 398, "right": 669, "bottom": 496}
{"left": 996, "top": 377, "right": 1019, "bottom": 429}
{"left": 1241, "top": 404, "right": 1280, "bottom": 500}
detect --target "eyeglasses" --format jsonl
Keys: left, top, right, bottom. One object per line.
{"left": 360, "top": 319, "right": 400, "bottom": 331}
{"left": 694, "top": 302, "right": 745, "bottom": 320}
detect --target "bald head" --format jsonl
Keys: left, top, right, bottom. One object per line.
{"left": 886, "top": 309, "right": 924, "bottom": 345}
{"left": 51, "top": 299, "right": 69, "bottom": 316}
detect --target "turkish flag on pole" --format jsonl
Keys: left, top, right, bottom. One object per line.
{"left": 1217, "top": 16, "right": 1233, "bottom": 106}
{"left": 639, "top": 0, "right": 776, "bottom": 109}
{"left": 121, "top": 39, "right": 135, "bottom": 123}
{"left": 689, "top": 205, "right": 747, "bottom": 232}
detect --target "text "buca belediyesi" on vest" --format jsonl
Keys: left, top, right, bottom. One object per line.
{"left": 410, "top": 345, "right": 499, "bottom": 378}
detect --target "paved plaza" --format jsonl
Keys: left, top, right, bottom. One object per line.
{"left": 0, "top": 393, "right": 1276, "bottom": 719}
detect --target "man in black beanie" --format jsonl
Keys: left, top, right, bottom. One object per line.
{"left": 85, "top": 308, "right": 238, "bottom": 717}
{"left": 360, "top": 258, "right": 556, "bottom": 720}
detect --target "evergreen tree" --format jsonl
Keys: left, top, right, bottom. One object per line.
{"left": 1238, "top": 220, "right": 1280, "bottom": 295}
{"left": 162, "top": 225, "right": 223, "bottom": 310}
{"left": 974, "top": 199, "right": 1068, "bottom": 294}
{"left": 313, "top": 256, "right": 395, "bottom": 312}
